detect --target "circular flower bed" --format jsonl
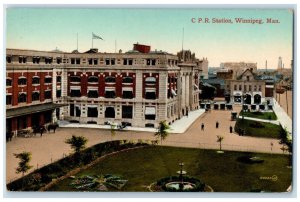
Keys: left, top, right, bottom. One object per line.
{"left": 154, "top": 176, "right": 206, "bottom": 192}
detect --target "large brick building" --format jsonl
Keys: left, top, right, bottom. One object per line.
{"left": 6, "top": 44, "right": 206, "bottom": 135}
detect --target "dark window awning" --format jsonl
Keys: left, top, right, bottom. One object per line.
{"left": 6, "top": 103, "right": 67, "bottom": 119}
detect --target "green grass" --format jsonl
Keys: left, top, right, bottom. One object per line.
{"left": 49, "top": 146, "right": 291, "bottom": 192}
{"left": 235, "top": 118, "right": 282, "bottom": 139}
{"left": 239, "top": 111, "right": 277, "bottom": 120}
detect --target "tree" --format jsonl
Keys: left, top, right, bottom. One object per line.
{"left": 216, "top": 135, "right": 224, "bottom": 151}
{"left": 65, "top": 135, "right": 88, "bottom": 153}
{"left": 14, "top": 151, "right": 33, "bottom": 190}
{"left": 14, "top": 151, "right": 33, "bottom": 176}
{"left": 154, "top": 120, "right": 170, "bottom": 145}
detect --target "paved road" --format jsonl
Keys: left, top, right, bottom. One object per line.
{"left": 6, "top": 105, "right": 286, "bottom": 183}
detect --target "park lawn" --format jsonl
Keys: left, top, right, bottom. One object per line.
{"left": 235, "top": 118, "right": 282, "bottom": 139}
{"left": 48, "top": 146, "right": 291, "bottom": 192}
{"left": 239, "top": 111, "right": 277, "bottom": 120}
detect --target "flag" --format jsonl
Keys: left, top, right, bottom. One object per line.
{"left": 92, "top": 33, "right": 103, "bottom": 40}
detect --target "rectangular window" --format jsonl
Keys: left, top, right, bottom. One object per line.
{"left": 88, "top": 58, "right": 93, "bottom": 65}
{"left": 123, "top": 59, "right": 127, "bottom": 65}
{"left": 239, "top": 85, "right": 242, "bottom": 91}
{"left": 234, "top": 85, "right": 237, "bottom": 91}
{"left": 145, "top": 107, "right": 156, "bottom": 120}
{"left": 70, "top": 89, "right": 81, "bottom": 97}
{"left": 151, "top": 59, "right": 156, "bottom": 65}
{"left": 105, "top": 59, "right": 110, "bottom": 65}
{"left": 145, "top": 91, "right": 156, "bottom": 100}
{"left": 105, "top": 90, "right": 116, "bottom": 98}
{"left": 258, "top": 85, "right": 261, "bottom": 91}
{"left": 6, "top": 79, "right": 12, "bottom": 86}
{"left": 254, "top": 85, "right": 257, "bottom": 91}
{"left": 32, "top": 57, "right": 40, "bottom": 64}
{"left": 87, "top": 107, "right": 98, "bottom": 117}
{"left": 71, "top": 58, "right": 75, "bottom": 64}
{"left": 56, "top": 89, "right": 61, "bottom": 98}
{"left": 70, "top": 104, "right": 74, "bottom": 116}
{"left": 122, "top": 91, "right": 133, "bottom": 99}
{"left": 244, "top": 85, "right": 247, "bottom": 91}
{"left": 45, "top": 57, "right": 53, "bottom": 64}
{"left": 6, "top": 95, "right": 12, "bottom": 105}
{"left": 88, "top": 90, "right": 99, "bottom": 98}
{"left": 249, "top": 85, "right": 252, "bottom": 91}
{"left": 75, "top": 106, "right": 81, "bottom": 117}
{"left": 44, "top": 90, "right": 52, "bottom": 99}
{"left": 122, "top": 106, "right": 133, "bottom": 119}
{"left": 56, "top": 57, "right": 62, "bottom": 64}
{"left": 6, "top": 56, "right": 12, "bottom": 63}
{"left": 94, "top": 59, "right": 98, "bottom": 65}
{"left": 111, "top": 59, "right": 115, "bottom": 65}
{"left": 76, "top": 58, "right": 80, "bottom": 65}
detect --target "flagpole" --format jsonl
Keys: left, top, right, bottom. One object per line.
{"left": 92, "top": 33, "right": 93, "bottom": 49}
{"left": 76, "top": 33, "right": 78, "bottom": 51}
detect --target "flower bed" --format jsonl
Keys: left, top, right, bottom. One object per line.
{"left": 7, "top": 140, "right": 149, "bottom": 191}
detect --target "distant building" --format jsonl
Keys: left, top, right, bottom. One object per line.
{"left": 220, "top": 62, "right": 257, "bottom": 79}
{"left": 224, "top": 69, "right": 267, "bottom": 104}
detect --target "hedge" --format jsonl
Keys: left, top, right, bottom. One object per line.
{"left": 7, "top": 140, "right": 149, "bottom": 191}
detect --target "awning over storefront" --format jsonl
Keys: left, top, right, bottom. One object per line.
{"left": 6, "top": 103, "right": 67, "bottom": 119}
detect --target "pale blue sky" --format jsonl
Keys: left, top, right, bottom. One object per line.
{"left": 6, "top": 8, "right": 293, "bottom": 68}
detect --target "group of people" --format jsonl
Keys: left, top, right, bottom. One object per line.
{"left": 200, "top": 121, "right": 234, "bottom": 134}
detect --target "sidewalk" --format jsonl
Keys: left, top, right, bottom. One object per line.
{"left": 59, "top": 108, "right": 206, "bottom": 134}
{"left": 272, "top": 99, "right": 292, "bottom": 138}
{"left": 237, "top": 116, "right": 280, "bottom": 125}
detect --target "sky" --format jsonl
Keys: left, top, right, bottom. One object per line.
{"left": 6, "top": 8, "right": 294, "bottom": 68}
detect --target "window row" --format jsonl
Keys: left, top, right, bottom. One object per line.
{"left": 6, "top": 91, "right": 53, "bottom": 105}
{"left": 69, "top": 105, "right": 133, "bottom": 119}
{"left": 69, "top": 76, "right": 134, "bottom": 84}
{"left": 7, "top": 56, "right": 167, "bottom": 66}
{"left": 70, "top": 89, "right": 134, "bottom": 99}
{"left": 6, "top": 76, "right": 58, "bottom": 86}
{"left": 233, "top": 84, "right": 262, "bottom": 91}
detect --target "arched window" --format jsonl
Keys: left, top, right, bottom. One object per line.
{"left": 18, "top": 77, "right": 27, "bottom": 85}
{"left": 88, "top": 76, "right": 98, "bottom": 83}
{"left": 145, "top": 77, "right": 156, "bottom": 85}
{"left": 18, "top": 93, "right": 27, "bottom": 103}
{"left": 105, "top": 76, "right": 116, "bottom": 83}
{"left": 6, "top": 78, "right": 12, "bottom": 86}
{"left": 122, "top": 77, "right": 133, "bottom": 84}
{"left": 254, "top": 94, "right": 261, "bottom": 104}
{"left": 70, "top": 76, "right": 81, "bottom": 83}
{"left": 56, "top": 76, "right": 61, "bottom": 83}
{"left": 32, "top": 77, "right": 40, "bottom": 85}
{"left": 44, "top": 76, "right": 52, "bottom": 84}
{"left": 32, "top": 92, "right": 40, "bottom": 101}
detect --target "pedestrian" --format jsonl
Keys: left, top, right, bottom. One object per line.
{"left": 229, "top": 126, "right": 233, "bottom": 133}
{"left": 201, "top": 123, "right": 204, "bottom": 131}
{"left": 216, "top": 121, "right": 219, "bottom": 129}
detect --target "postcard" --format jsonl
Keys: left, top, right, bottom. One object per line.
{"left": 5, "top": 6, "right": 293, "bottom": 194}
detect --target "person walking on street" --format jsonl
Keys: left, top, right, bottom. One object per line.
{"left": 201, "top": 123, "right": 204, "bottom": 131}
{"left": 216, "top": 121, "right": 219, "bottom": 129}
{"left": 229, "top": 126, "right": 233, "bottom": 133}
